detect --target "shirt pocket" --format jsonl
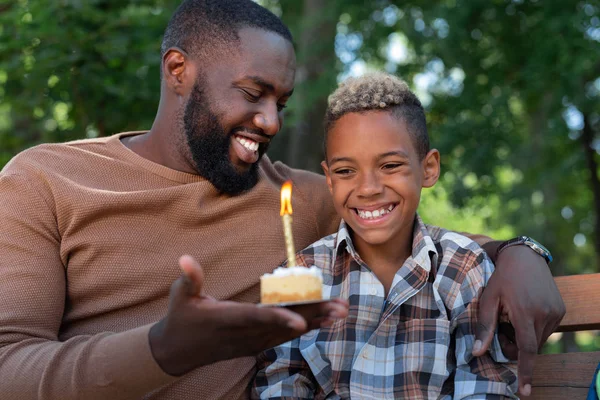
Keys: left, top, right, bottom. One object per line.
{"left": 394, "top": 318, "right": 452, "bottom": 383}
{"left": 394, "top": 318, "right": 451, "bottom": 344}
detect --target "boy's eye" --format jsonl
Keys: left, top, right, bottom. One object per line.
{"left": 333, "top": 168, "right": 354, "bottom": 176}
{"left": 382, "top": 163, "right": 402, "bottom": 170}
{"left": 277, "top": 103, "right": 287, "bottom": 112}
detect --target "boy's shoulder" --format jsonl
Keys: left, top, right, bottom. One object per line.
{"left": 294, "top": 232, "right": 339, "bottom": 273}
{"left": 425, "top": 224, "right": 494, "bottom": 309}
{"left": 425, "top": 224, "right": 492, "bottom": 281}
{"left": 425, "top": 224, "right": 487, "bottom": 256}
{"left": 296, "top": 231, "right": 339, "bottom": 258}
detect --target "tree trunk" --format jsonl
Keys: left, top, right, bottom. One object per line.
{"left": 529, "top": 94, "right": 579, "bottom": 352}
{"left": 528, "top": 93, "right": 562, "bottom": 270}
{"left": 581, "top": 113, "right": 600, "bottom": 271}
{"left": 561, "top": 332, "right": 579, "bottom": 353}
{"left": 282, "top": 0, "right": 340, "bottom": 171}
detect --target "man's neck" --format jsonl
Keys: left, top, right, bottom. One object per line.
{"left": 121, "top": 121, "right": 197, "bottom": 175}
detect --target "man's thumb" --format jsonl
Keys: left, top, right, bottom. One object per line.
{"left": 473, "top": 290, "right": 499, "bottom": 356}
{"left": 179, "top": 255, "right": 205, "bottom": 297}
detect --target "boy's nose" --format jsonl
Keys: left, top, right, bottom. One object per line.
{"left": 357, "top": 171, "right": 383, "bottom": 197}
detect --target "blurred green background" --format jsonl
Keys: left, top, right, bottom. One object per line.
{"left": 1, "top": 0, "right": 599, "bottom": 352}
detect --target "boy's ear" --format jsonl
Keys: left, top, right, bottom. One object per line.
{"left": 421, "top": 149, "right": 440, "bottom": 188}
{"left": 321, "top": 161, "right": 334, "bottom": 194}
{"left": 162, "top": 47, "right": 194, "bottom": 97}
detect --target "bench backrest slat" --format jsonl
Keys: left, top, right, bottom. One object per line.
{"left": 525, "top": 273, "right": 600, "bottom": 399}
{"left": 554, "top": 273, "right": 600, "bottom": 332}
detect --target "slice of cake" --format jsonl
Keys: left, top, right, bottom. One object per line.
{"left": 260, "top": 266, "right": 323, "bottom": 304}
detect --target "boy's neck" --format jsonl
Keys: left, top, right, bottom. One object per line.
{"left": 351, "top": 224, "right": 414, "bottom": 296}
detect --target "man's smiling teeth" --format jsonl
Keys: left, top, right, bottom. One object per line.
{"left": 235, "top": 136, "right": 259, "bottom": 152}
{"left": 356, "top": 205, "right": 395, "bottom": 220}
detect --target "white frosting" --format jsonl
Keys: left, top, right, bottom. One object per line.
{"left": 263, "top": 265, "right": 322, "bottom": 278}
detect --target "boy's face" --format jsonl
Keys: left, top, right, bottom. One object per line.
{"left": 321, "top": 111, "right": 440, "bottom": 251}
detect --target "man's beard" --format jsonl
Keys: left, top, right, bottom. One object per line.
{"left": 183, "top": 80, "right": 269, "bottom": 195}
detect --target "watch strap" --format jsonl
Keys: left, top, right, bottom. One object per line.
{"left": 496, "top": 236, "right": 553, "bottom": 264}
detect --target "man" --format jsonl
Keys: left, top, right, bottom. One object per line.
{"left": 0, "top": 0, "right": 564, "bottom": 399}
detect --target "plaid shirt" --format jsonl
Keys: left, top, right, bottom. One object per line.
{"left": 253, "top": 216, "right": 518, "bottom": 399}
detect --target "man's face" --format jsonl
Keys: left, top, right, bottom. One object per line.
{"left": 182, "top": 27, "right": 296, "bottom": 195}
{"left": 321, "top": 111, "right": 439, "bottom": 255}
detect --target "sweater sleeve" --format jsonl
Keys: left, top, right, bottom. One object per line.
{"left": 0, "top": 172, "right": 177, "bottom": 400}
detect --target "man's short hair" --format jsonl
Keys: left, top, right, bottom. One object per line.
{"left": 324, "top": 72, "right": 429, "bottom": 160}
{"left": 161, "top": 0, "right": 292, "bottom": 61}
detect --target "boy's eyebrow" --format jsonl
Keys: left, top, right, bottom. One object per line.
{"left": 241, "top": 75, "right": 294, "bottom": 97}
{"left": 329, "top": 151, "right": 410, "bottom": 165}
{"left": 378, "top": 150, "right": 410, "bottom": 159}
{"left": 329, "top": 156, "right": 355, "bottom": 165}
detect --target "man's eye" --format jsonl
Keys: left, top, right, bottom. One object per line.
{"left": 277, "top": 103, "right": 287, "bottom": 112}
{"left": 242, "top": 89, "right": 260, "bottom": 102}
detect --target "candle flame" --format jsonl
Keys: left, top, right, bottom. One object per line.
{"left": 280, "top": 181, "right": 293, "bottom": 216}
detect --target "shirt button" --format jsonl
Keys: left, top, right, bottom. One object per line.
{"left": 371, "top": 288, "right": 378, "bottom": 295}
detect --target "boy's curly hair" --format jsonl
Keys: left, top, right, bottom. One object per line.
{"left": 324, "top": 72, "right": 429, "bottom": 160}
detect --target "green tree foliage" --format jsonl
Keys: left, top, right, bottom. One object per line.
{"left": 1, "top": 1, "right": 598, "bottom": 279}
{"left": 337, "top": 0, "right": 600, "bottom": 278}
{"left": 0, "top": 0, "right": 179, "bottom": 166}
{"left": 266, "top": 1, "right": 599, "bottom": 276}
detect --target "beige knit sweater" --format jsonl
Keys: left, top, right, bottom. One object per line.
{"left": 0, "top": 132, "right": 340, "bottom": 399}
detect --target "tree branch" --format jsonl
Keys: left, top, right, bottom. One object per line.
{"left": 0, "top": 4, "right": 13, "bottom": 14}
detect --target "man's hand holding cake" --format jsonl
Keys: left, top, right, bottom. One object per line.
{"left": 149, "top": 255, "right": 348, "bottom": 377}
{"left": 148, "top": 181, "right": 347, "bottom": 378}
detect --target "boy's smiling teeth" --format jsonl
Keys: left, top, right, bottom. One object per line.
{"left": 356, "top": 204, "right": 395, "bottom": 220}
{"left": 235, "top": 135, "right": 259, "bottom": 152}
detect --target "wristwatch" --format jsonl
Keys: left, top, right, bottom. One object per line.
{"left": 496, "top": 236, "right": 553, "bottom": 264}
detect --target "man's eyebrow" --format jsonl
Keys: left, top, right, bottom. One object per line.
{"left": 243, "top": 76, "right": 294, "bottom": 97}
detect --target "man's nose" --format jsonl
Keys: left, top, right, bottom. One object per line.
{"left": 357, "top": 171, "right": 383, "bottom": 197}
{"left": 253, "top": 103, "right": 281, "bottom": 137}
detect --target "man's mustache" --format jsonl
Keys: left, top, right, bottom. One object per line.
{"left": 231, "top": 127, "right": 270, "bottom": 141}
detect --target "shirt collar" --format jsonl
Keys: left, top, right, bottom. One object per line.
{"left": 411, "top": 214, "right": 439, "bottom": 276}
{"left": 332, "top": 214, "right": 439, "bottom": 276}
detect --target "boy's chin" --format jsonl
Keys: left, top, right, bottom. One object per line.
{"left": 350, "top": 228, "right": 396, "bottom": 247}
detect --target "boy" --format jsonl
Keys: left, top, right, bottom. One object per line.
{"left": 252, "top": 72, "right": 518, "bottom": 399}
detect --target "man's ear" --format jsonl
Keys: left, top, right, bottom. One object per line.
{"left": 162, "top": 47, "right": 193, "bottom": 97}
{"left": 422, "top": 149, "right": 440, "bottom": 188}
{"left": 321, "top": 160, "right": 334, "bottom": 195}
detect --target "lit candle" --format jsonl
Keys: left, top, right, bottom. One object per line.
{"left": 280, "top": 181, "right": 296, "bottom": 267}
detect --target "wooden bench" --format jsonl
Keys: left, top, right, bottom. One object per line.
{"left": 525, "top": 273, "right": 600, "bottom": 399}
